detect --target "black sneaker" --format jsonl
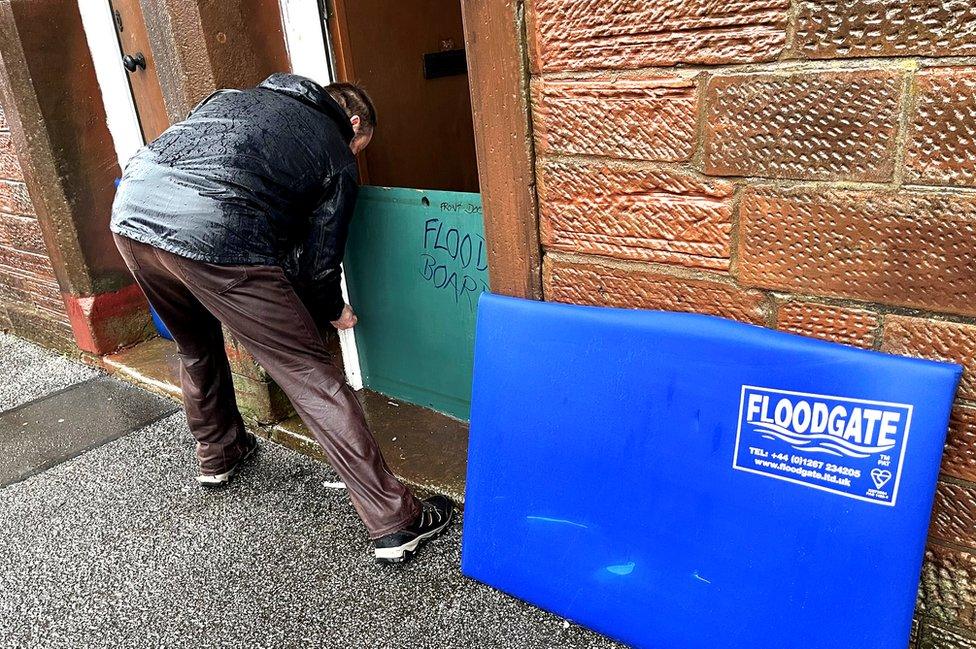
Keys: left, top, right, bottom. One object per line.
{"left": 374, "top": 495, "right": 455, "bottom": 564}
{"left": 196, "top": 434, "right": 259, "bottom": 489}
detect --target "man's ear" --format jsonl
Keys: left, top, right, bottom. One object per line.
{"left": 349, "top": 115, "right": 361, "bottom": 134}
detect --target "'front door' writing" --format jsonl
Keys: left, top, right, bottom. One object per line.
{"left": 422, "top": 215, "right": 488, "bottom": 311}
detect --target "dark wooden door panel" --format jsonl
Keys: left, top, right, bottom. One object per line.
{"left": 109, "top": 0, "right": 169, "bottom": 142}
{"left": 327, "top": 0, "right": 479, "bottom": 193}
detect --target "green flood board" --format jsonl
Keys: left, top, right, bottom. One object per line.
{"left": 344, "top": 186, "right": 488, "bottom": 420}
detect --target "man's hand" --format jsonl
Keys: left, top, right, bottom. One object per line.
{"left": 331, "top": 304, "right": 358, "bottom": 330}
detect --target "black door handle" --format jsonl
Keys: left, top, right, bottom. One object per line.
{"left": 122, "top": 52, "right": 146, "bottom": 72}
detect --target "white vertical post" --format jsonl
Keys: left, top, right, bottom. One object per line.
{"left": 279, "top": 0, "right": 364, "bottom": 390}
{"left": 78, "top": 0, "right": 144, "bottom": 167}
{"left": 278, "top": 0, "right": 332, "bottom": 86}
{"left": 335, "top": 279, "right": 364, "bottom": 389}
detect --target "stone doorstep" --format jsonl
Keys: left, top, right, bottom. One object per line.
{"left": 101, "top": 336, "right": 182, "bottom": 401}
{"left": 98, "top": 337, "right": 469, "bottom": 504}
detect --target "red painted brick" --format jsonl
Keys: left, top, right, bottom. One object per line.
{"left": 0, "top": 211, "right": 44, "bottom": 254}
{"left": 0, "top": 179, "right": 34, "bottom": 216}
{"left": 931, "top": 480, "right": 976, "bottom": 549}
{"left": 739, "top": 187, "right": 976, "bottom": 317}
{"left": 944, "top": 406, "right": 976, "bottom": 484}
{"left": 531, "top": 76, "right": 697, "bottom": 162}
{"left": 703, "top": 71, "right": 902, "bottom": 182}
{"left": 62, "top": 283, "right": 152, "bottom": 355}
{"left": 529, "top": 0, "right": 789, "bottom": 73}
{"left": 907, "top": 68, "right": 976, "bottom": 188}
{"left": 882, "top": 317, "right": 976, "bottom": 402}
{"left": 796, "top": 0, "right": 976, "bottom": 59}
{"left": 920, "top": 622, "right": 976, "bottom": 649}
{"left": 0, "top": 131, "right": 23, "bottom": 180}
{"left": 775, "top": 301, "right": 879, "bottom": 348}
{"left": 538, "top": 160, "right": 734, "bottom": 271}
{"left": 919, "top": 543, "right": 976, "bottom": 630}
{"left": 543, "top": 256, "right": 769, "bottom": 325}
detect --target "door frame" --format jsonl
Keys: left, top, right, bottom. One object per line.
{"left": 288, "top": 0, "right": 544, "bottom": 381}
{"left": 458, "top": 0, "right": 542, "bottom": 299}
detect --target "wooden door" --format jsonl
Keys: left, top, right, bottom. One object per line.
{"left": 109, "top": 0, "right": 170, "bottom": 142}
{"left": 327, "top": 0, "right": 479, "bottom": 193}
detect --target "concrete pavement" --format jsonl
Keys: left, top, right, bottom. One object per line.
{"left": 0, "top": 333, "right": 623, "bottom": 649}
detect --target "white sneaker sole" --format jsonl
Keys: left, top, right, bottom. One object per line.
{"left": 197, "top": 440, "right": 258, "bottom": 488}
{"left": 374, "top": 508, "right": 454, "bottom": 563}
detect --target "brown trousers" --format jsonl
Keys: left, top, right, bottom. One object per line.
{"left": 114, "top": 234, "right": 421, "bottom": 539}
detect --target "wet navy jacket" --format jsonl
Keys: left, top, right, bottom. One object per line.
{"left": 111, "top": 73, "right": 358, "bottom": 322}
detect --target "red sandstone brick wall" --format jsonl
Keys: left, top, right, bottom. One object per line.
{"left": 0, "top": 100, "right": 72, "bottom": 347}
{"left": 528, "top": 2, "right": 976, "bottom": 646}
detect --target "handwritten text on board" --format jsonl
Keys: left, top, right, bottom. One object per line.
{"left": 422, "top": 215, "right": 489, "bottom": 312}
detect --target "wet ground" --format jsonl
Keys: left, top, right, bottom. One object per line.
{"left": 0, "top": 333, "right": 623, "bottom": 649}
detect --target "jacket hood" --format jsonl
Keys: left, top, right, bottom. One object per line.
{"left": 258, "top": 73, "right": 354, "bottom": 143}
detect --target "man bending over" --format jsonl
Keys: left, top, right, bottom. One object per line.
{"left": 111, "top": 73, "right": 453, "bottom": 564}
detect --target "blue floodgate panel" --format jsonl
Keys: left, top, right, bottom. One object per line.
{"left": 149, "top": 305, "right": 173, "bottom": 340}
{"left": 461, "top": 294, "right": 961, "bottom": 649}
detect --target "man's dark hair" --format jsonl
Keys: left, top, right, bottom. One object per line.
{"left": 325, "top": 82, "right": 377, "bottom": 132}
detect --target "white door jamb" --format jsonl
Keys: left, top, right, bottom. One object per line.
{"left": 77, "top": 0, "right": 144, "bottom": 168}
{"left": 279, "top": 0, "right": 364, "bottom": 390}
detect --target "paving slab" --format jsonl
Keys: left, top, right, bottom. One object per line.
{"left": 0, "top": 375, "right": 178, "bottom": 486}
{"left": 0, "top": 413, "right": 623, "bottom": 649}
{"left": 0, "top": 332, "right": 100, "bottom": 410}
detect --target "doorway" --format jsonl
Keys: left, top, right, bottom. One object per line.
{"left": 325, "top": 0, "right": 489, "bottom": 420}
{"left": 83, "top": 0, "right": 489, "bottom": 422}
{"left": 109, "top": 0, "right": 176, "bottom": 339}
{"left": 327, "top": 0, "right": 478, "bottom": 192}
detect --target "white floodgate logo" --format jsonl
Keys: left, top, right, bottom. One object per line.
{"left": 732, "top": 386, "right": 913, "bottom": 506}
{"left": 744, "top": 392, "right": 900, "bottom": 459}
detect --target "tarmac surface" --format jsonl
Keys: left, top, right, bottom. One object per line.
{"left": 0, "top": 333, "right": 623, "bottom": 649}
